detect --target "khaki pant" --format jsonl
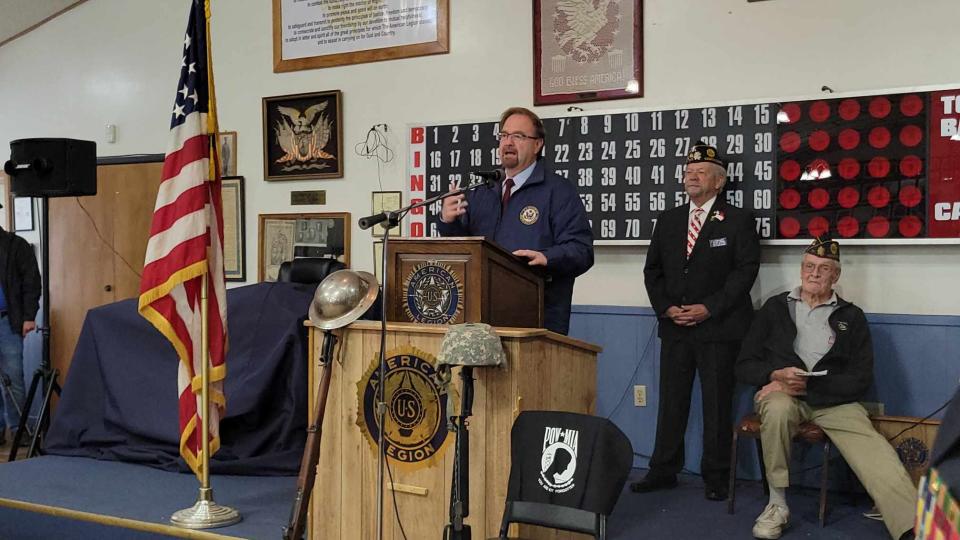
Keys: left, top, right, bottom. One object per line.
{"left": 756, "top": 392, "right": 917, "bottom": 539}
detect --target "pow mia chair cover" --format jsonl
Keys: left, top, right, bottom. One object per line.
{"left": 507, "top": 410, "right": 633, "bottom": 516}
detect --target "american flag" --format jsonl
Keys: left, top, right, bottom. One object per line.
{"left": 138, "top": 0, "right": 227, "bottom": 479}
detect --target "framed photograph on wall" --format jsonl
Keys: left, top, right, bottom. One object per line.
{"left": 221, "top": 176, "right": 246, "bottom": 281}
{"left": 533, "top": 0, "right": 644, "bottom": 105}
{"left": 217, "top": 131, "right": 238, "bottom": 177}
{"left": 272, "top": 0, "right": 449, "bottom": 72}
{"left": 262, "top": 90, "right": 343, "bottom": 181}
{"left": 371, "top": 191, "right": 402, "bottom": 237}
{"left": 258, "top": 212, "right": 351, "bottom": 281}
{"left": 14, "top": 197, "right": 34, "bottom": 232}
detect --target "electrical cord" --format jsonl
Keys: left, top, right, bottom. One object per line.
{"left": 605, "top": 321, "right": 657, "bottom": 419}
{"left": 883, "top": 398, "right": 951, "bottom": 443}
{"left": 355, "top": 124, "right": 393, "bottom": 192}
{"left": 384, "top": 452, "right": 409, "bottom": 540}
{"left": 610, "top": 320, "right": 699, "bottom": 477}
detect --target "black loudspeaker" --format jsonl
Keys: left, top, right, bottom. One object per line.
{"left": 5, "top": 138, "right": 97, "bottom": 197}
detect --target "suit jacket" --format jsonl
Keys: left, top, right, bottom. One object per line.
{"left": 436, "top": 161, "right": 594, "bottom": 334}
{"left": 643, "top": 199, "right": 760, "bottom": 342}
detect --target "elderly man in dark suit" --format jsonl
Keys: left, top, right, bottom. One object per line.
{"left": 631, "top": 141, "right": 761, "bottom": 501}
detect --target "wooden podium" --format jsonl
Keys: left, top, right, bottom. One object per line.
{"left": 306, "top": 321, "right": 600, "bottom": 540}
{"left": 385, "top": 237, "right": 544, "bottom": 328}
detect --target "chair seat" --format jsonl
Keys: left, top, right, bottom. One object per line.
{"left": 737, "top": 412, "right": 827, "bottom": 443}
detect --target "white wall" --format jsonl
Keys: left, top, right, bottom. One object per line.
{"left": 2, "top": 0, "right": 959, "bottom": 315}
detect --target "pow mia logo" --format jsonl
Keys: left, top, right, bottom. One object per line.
{"left": 837, "top": 321, "right": 848, "bottom": 331}
{"left": 403, "top": 261, "right": 463, "bottom": 324}
{"left": 519, "top": 205, "right": 540, "bottom": 225}
{"left": 538, "top": 426, "right": 579, "bottom": 493}
{"left": 357, "top": 346, "right": 451, "bottom": 467}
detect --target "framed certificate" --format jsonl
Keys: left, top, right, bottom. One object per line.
{"left": 371, "top": 191, "right": 402, "bottom": 237}
{"left": 273, "top": 0, "right": 449, "bottom": 72}
{"left": 221, "top": 176, "right": 246, "bottom": 281}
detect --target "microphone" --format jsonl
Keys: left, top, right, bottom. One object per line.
{"left": 358, "top": 212, "right": 389, "bottom": 231}
{"left": 470, "top": 169, "right": 504, "bottom": 186}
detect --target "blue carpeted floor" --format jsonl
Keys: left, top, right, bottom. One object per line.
{"left": 608, "top": 469, "right": 896, "bottom": 539}
{"left": 0, "top": 455, "right": 295, "bottom": 539}
{"left": 0, "top": 457, "right": 900, "bottom": 539}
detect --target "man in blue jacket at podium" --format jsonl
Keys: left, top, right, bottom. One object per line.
{"left": 437, "top": 107, "right": 593, "bottom": 335}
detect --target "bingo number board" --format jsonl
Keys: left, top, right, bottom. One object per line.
{"left": 406, "top": 88, "right": 960, "bottom": 243}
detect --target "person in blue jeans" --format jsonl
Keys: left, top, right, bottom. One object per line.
{"left": 0, "top": 220, "right": 41, "bottom": 446}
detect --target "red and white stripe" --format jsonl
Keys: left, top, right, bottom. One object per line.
{"left": 687, "top": 208, "right": 705, "bottom": 258}
{"left": 139, "top": 109, "right": 227, "bottom": 477}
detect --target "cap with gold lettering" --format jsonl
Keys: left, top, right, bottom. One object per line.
{"left": 804, "top": 235, "right": 840, "bottom": 261}
{"left": 686, "top": 140, "right": 726, "bottom": 167}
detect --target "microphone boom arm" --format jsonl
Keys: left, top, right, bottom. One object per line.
{"left": 357, "top": 175, "right": 495, "bottom": 230}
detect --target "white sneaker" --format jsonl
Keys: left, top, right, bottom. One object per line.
{"left": 752, "top": 503, "right": 790, "bottom": 539}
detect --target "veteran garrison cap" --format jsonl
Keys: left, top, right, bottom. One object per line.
{"left": 687, "top": 140, "right": 726, "bottom": 167}
{"left": 805, "top": 235, "right": 840, "bottom": 261}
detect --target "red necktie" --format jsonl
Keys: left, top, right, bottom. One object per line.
{"left": 687, "top": 208, "right": 705, "bottom": 258}
{"left": 501, "top": 177, "right": 515, "bottom": 213}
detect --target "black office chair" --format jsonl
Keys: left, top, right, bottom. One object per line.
{"left": 277, "top": 257, "right": 346, "bottom": 285}
{"left": 495, "top": 411, "right": 633, "bottom": 540}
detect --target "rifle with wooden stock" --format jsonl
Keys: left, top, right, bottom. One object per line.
{"left": 283, "top": 330, "right": 337, "bottom": 540}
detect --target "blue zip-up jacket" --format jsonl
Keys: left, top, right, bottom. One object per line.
{"left": 436, "top": 162, "right": 594, "bottom": 334}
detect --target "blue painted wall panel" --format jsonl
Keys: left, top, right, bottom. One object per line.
{"left": 569, "top": 305, "right": 960, "bottom": 482}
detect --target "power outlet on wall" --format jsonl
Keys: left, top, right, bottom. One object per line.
{"left": 633, "top": 385, "right": 647, "bottom": 407}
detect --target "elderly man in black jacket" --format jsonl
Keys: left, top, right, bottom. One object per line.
{"left": 736, "top": 237, "right": 915, "bottom": 540}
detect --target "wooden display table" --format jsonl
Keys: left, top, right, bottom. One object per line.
{"left": 871, "top": 414, "right": 941, "bottom": 486}
{"left": 306, "top": 320, "right": 600, "bottom": 540}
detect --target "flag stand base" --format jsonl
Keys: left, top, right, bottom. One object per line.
{"left": 170, "top": 487, "right": 241, "bottom": 529}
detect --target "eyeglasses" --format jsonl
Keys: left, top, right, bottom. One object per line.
{"left": 496, "top": 132, "right": 540, "bottom": 142}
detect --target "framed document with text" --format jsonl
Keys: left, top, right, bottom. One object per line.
{"left": 534, "top": 0, "right": 643, "bottom": 105}
{"left": 272, "top": 0, "right": 449, "bottom": 72}
{"left": 221, "top": 176, "right": 246, "bottom": 281}
{"left": 371, "top": 191, "right": 402, "bottom": 237}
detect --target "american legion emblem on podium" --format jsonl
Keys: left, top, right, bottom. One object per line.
{"left": 356, "top": 346, "right": 454, "bottom": 467}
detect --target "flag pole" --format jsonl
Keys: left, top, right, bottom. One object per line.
{"left": 170, "top": 274, "right": 241, "bottom": 529}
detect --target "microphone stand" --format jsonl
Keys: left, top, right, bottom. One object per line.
{"left": 359, "top": 176, "right": 493, "bottom": 540}
{"left": 443, "top": 366, "right": 474, "bottom": 540}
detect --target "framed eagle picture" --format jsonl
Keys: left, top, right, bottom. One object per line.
{"left": 262, "top": 90, "right": 343, "bottom": 180}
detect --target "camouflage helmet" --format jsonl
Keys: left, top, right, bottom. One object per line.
{"left": 437, "top": 323, "right": 506, "bottom": 371}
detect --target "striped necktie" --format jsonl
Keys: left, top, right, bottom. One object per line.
{"left": 687, "top": 208, "right": 705, "bottom": 258}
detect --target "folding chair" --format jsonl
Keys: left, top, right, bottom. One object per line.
{"left": 494, "top": 410, "right": 633, "bottom": 540}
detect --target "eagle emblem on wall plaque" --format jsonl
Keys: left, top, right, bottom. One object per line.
{"left": 553, "top": 0, "right": 620, "bottom": 64}
{"left": 274, "top": 103, "right": 335, "bottom": 167}
{"left": 402, "top": 261, "right": 464, "bottom": 324}
{"left": 356, "top": 346, "right": 453, "bottom": 468}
